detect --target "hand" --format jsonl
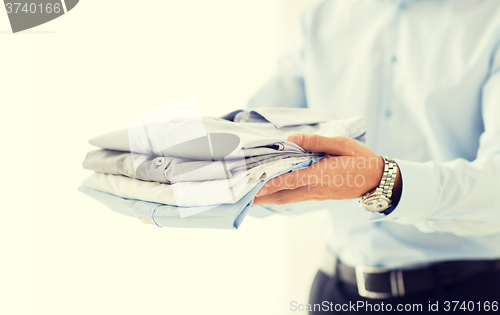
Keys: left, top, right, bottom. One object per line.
{"left": 252, "top": 134, "right": 402, "bottom": 206}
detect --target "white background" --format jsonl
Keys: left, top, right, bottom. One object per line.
{"left": 0, "top": 1, "right": 327, "bottom": 314}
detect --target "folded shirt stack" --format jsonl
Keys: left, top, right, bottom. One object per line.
{"left": 79, "top": 107, "right": 366, "bottom": 229}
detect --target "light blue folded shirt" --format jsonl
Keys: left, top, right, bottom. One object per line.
{"left": 78, "top": 157, "right": 323, "bottom": 229}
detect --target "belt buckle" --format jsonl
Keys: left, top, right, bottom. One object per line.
{"left": 355, "top": 265, "right": 405, "bottom": 299}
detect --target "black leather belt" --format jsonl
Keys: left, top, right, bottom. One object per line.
{"left": 336, "top": 259, "right": 500, "bottom": 299}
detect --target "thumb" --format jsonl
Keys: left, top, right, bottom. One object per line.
{"left": 287, "top": 134, "right": 356, "bottom": 156}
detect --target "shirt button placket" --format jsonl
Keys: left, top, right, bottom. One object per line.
{"left": 385, "top": 2, "right": 406, "bottom": 122}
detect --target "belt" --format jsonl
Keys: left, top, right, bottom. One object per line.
{"left": 336, "top": 259, "right": 500, "bottom": 299}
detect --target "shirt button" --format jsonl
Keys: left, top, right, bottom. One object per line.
{"left": 391, "top": 56, "right": 397, "bottom": 63}
{"left": 172, "top": 117, "right": 182, "bottom": 123}
{"left": 140, "top": 217, "right": 150, "bottom": 225}
{"left": 156, "top": 157, "right": 165, "bottom": 165}
{"left": 385, "top": 110, "right": 392, "bottom": 118}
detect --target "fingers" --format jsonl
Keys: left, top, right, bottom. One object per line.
{"left": 287, "top": 134, "right": 358, "bottom": 156}
{"left": 255, "top": 167, "right": 320, "bottom": 197}
{"left": 253, "top": 186, "right": 320, "bottom": 206}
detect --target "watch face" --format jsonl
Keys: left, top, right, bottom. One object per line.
{"left": 363, "top": 195, "right": 391, "bottom": 212}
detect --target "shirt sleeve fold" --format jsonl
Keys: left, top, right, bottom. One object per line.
{"left": 373, "top": 46, "right": 500, "bottom": 236}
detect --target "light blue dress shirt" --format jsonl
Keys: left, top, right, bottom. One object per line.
{"left": 78, "top": 157, "right": 323, "bottom": 229}
{"left": 247, "top": 0, "right": 500, "bottom": 268}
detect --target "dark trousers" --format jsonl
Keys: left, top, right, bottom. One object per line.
{"left": 309, "top": 269, "right": 500, "bottom": 314}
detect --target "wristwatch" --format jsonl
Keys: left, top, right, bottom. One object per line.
{"left": 358, "top": 156, "right": 398, "bottom": 213}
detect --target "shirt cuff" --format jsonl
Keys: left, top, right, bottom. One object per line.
{"left": 370, "top": 159, "right": 439, "bottom": 225}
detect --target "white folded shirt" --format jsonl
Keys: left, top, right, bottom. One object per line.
{"left": 88, "top": 108, "right": 365, "bottom": 160}
{"left": 82, "top": 157, "right": 310, "bottom": 207}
